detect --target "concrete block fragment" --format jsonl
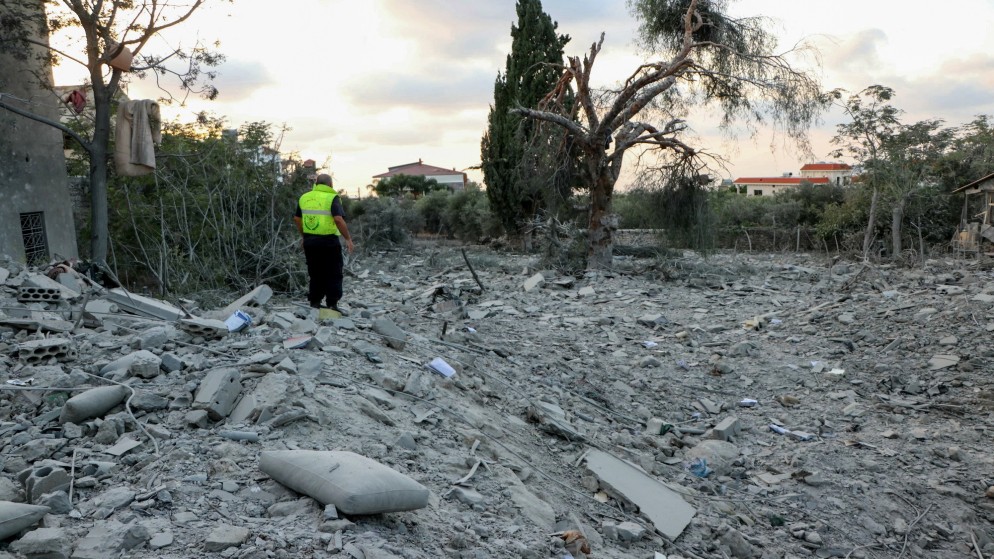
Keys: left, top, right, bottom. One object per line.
{"left": 185, "top": 410, "right": 210, "bottom": 428}
{"left": 70, "top": 520, "right": 149, "bottom": 559}
{"left": 584, "top": 449, "right": 695, "bottom": 539}
{"left": 711, "top": 416, "right": 742, "bottom": 442}
{"left": 129, "top": 350, "right": 162, "bottom": 379}
{"left": 18, "top": 465, "right": 71, "bottom": 504}
{"left": 16, "top": 286, "right": 62, "bottom": 303}
{"left": 17, "top": 338, "right": 77, "bottom": 365}
{"left": 35, "top": 490, "right": 71, "bottom": 514}
{"left": 220, "top": 285, "right": 273, "bottom": 318}
{"left": 193, "top": 368, "right": 242, "bottom": 421}
{"left": 9, "top": 526, "right": 70, "bottom": 558}
{"left": 160, "top": 352, "right": 184, "bottom": 373}
{"left": 138, "top": 326, "right": 172, "bottom": 350}
{"left": 523, "top": 272, "right": 544, "bottom": 291}
{"left": 178, "top": 317, "right": 228, "bottom": 339}
{"left": 24, "top": 273, "right": 79, "bottom": 299}
{"left": 204, "top": 524, "right": 249, "bottom": 552}
{"left": 372, "top": 318, "right": 407, "bottom": 350}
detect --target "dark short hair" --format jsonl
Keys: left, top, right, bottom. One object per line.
{"left": 316, "top": 173, "right": 333, "bottom": 186}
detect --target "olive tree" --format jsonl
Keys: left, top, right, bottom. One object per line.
{"left": 513, "top": 0, "right": 825, "bottom": 268}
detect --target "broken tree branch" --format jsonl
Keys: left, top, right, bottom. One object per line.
{"left": 461, "top": 248, "right": 485, "bottom": 293}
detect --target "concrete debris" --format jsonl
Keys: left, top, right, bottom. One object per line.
{"left": 105, "top": 288, "right": 183, "bottom": 320}
{"left": 218, "top": 284, "right": 273, "bottom": 318}
{"left": 1, "top": 250, "right": 992, "bottom": 558}
{"left": 17, "top": 338, "right": 77, "bottom": 364}
{"left": 523, "top": 272, "right": 544, "bottom": 291}
{"left": 584, "top": 449, "right": 696, "bottom": 539}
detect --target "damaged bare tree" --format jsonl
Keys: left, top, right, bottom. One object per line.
{"left": 0, "top": 0, "right": 225, "bottom": 266}
{"left": 513, "top": 0, "right": 825, "bottom": 268}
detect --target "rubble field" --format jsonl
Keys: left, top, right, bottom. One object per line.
{"left": 1, "top": 246, "right": 994, "bottom": 559}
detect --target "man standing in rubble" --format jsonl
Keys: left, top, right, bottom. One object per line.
{"left": 294, "top": 173, "right": 354, "bottom": 311}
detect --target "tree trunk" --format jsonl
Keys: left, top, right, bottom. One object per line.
{"left": 891, "top": 196, "right": 905, "bottom": 259}
{"left": 862, "top": 187, "right": 879, "bottom": 260}
{"left": 587, "top": 172, "right": 616, "bottom": 269}
{"left": 88, "top": 145, "right": 109, "bottom": 264}
{"left": 89, "top": 79, "right": 113, "bottom": 264}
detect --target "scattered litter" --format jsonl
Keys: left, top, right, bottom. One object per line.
{"left": 642, "top": 341, "right": 658, "bottom": 348}
{"left": 6, "top": 378, "right": 33, "bottom": 386}
{"left": 427, "top": 357, "right": 456, "bottom": 378}
{"left": 686, "top": 457, "right": 712, "bottom": 478}
{"left": 769, "top": 424, "right": 816, "bottom": 441}
{"left": 224, "top": 310, "right": 252, "bottom": 332}
{"left": 738, "top": 398, "right": 758, "bottom": 407}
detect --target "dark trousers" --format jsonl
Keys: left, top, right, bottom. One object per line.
{"left": 303, "top": 236, "right": 343, "bottom": 308}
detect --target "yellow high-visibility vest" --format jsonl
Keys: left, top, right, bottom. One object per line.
{"left": 298, "top": 184, "right": 340, "bottom": 236}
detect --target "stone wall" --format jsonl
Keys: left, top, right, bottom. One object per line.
{"left": 0, "top": 1, "right": 79, "bottom": 263}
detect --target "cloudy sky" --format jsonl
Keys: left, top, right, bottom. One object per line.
{"left": 54, "top": 0, "right": 994, "bottom": 195}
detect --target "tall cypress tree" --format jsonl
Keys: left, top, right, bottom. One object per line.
{"left": 481, "top": 0, "right": 570, "bottom": 236}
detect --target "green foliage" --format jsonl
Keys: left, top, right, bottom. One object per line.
{"left": 350, "top": 197, "right": 421, "bottom": 247}
{"left": 106, "top": 118, "right": 311, "bottom": 294}
{"left": 628, "top": 0, "right": 825, "bottom": 148}
{"left": 415, "top": 190, "right": 450, "bottom": 235}
{"left": 444, "top": 185, "right": 502, "bottom": 242}
{"left": 373, "top": 174, "right": 444, "bottom": 197}
{"left": 481, "top": 0, "right": 571, "bottom": 235}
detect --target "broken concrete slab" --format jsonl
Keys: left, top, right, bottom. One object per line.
{"left": 228, "top": 372, "right": 296, "bottom": 425}
{"left": 584, "top": 449, "right": 696, "bottom": 539}
{"left": 105, "top": 289, "right": 183, "bottom": 321}
{"left": 928, "top": 354, "right": 960, "bottom": 370}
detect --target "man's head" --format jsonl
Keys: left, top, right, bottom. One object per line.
{"left": 316, "top": 173, "right": 333, "bottom": 187}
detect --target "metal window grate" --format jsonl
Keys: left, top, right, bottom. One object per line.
{"left": 19, "top": 212, "right": 49, "bottom": 265}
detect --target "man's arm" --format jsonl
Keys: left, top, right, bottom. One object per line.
{"left": 334, "top": 216, "right": 354, "bottom": 253}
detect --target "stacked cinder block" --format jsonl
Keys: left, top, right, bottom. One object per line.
{"left": 16, "top": 287, "right": 62, "bottom": 303}
{"left": 17, "top": 338, "right": 77, "bottom": 364}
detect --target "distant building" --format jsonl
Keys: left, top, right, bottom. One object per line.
{"left": 733, "top": 162, "right": 853, "bottom": 196}
{"left": 0, "top": 1, "right": 79, "bottom": 264}
{"left": 733, "top": 176, "right": 830, "bottom": 197}
{"left": 799, "top": 162, "right": 853, "bottom": 185}
{"left": 372, "top": 159, "right": 467, "bottom": 191}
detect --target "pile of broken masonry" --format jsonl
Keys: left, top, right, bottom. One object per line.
{"left": 1, "top": 248, "right": 994, "bottom": 559}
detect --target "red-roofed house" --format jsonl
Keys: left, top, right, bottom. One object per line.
{"left": 372, "top": 159, "right": 467, "bottom": 191}
{"left": 734, "top": 176, "right": 830, "bottom": 197}
{"left": 799, "top": 162, "right": 853, "bottom": 185}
